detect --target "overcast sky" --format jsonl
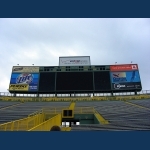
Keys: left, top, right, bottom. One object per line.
{"left": 0, "top": 18, "right": 150, "bottom": 92}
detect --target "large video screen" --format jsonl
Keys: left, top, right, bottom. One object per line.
{"left": 110, "top": 71, "right": 142, "bottom": 90}
{"left": 39, "top": 72, "right": 55, "bottom": 92}
{"left": 56, "top": 72, "right": 93, "bottom": 91}
{"left": 9, "top": 73, "right": 39, "bottom": 91}
{"left": 94, "top": 71, "right": 111, "bottom": 91}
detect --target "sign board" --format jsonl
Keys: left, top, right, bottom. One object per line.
{"left": 111, "top": 71, "right": 141, "bottom": 83}
{"left": 9, "top": 84, "right": 29, "bottom": 91}
{"left": 59, "top": 56, "right": 91, "bottom": 66}
{"left": 110, "top": 70, "right": 142, "bottom": 90}
{"left": 112, "top": 82, "right": 142, "bottom": 90}
{"left": 110, "top": 64, "right": 138, "bottom": 71}
{"left": 10, "top": 73, "right": 39, "bottom": 91}
{"left": 12, "top": 66, "right": 39, "bottom": 72}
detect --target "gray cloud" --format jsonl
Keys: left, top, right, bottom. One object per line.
{"left": 0, "top": 18, "right": 150, "bottom": 92}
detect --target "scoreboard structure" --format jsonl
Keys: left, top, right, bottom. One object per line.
{"left": 9, "top": 64, "right": 142, "bottom": 95}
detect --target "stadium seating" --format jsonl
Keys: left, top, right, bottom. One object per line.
{"left": 0, "top": 100, "right": 150, "bottom": 131}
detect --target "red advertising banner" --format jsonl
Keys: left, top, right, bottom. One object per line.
{"left": 110, "top": 64, "right": 138, "bottom": 71}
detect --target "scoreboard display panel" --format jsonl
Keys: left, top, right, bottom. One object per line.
{"left": 56, "top": 72, "right": 93, "bottom": 91}
{"left": 39, "top": 72, "right": 55, "bottom": 92}
{"left": 94, "top": 71, "right": 111, "bottom": 91}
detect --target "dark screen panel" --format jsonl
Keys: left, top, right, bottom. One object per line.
{"left": 39, "top": 72, "right": 55, "bottom": 92}
{"left": 56, "top": 72, "right": 93, "bottom": 91}
{"left": 94, "top": 71, "right": 111, "bottom": 90}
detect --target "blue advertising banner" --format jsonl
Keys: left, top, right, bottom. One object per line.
{"left": 111, "top": 71, "right": 141, "bottom": 83}
{"left": 10, "top": 73, "right": 39, "bottom": 91}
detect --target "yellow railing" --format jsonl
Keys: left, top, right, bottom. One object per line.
{"left": 42, "top": 106, "right": 68, "bottom": 114}
{"left": 73, "top": 107, "right": 95, "bottom": 114}
{"left": 28, "top": 114, "right": 61, "bottom": 131}
{"left": 42, "top": 106, "right": 95, "bottom": 114}
{"left": 0, "top": 105, "right": 103, "bottom": 131}
{"left": 1, "top": 94, "right": 150, "bottom": 102}
{"left": 94, "top": 110, "right": 109, "bottom": 125}
{"left": 0, "top": 113, "right": 45, "bottom": 131}
{"left": 69, "top": 102, "right": 76, "bottom": 110}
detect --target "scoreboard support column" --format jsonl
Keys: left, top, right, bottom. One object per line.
{"left": 111, "top": 91, "right": 113, "bottom": 96}
{"left": 13, "top": 92, "right": 16, "bottom": 97}
{"left": 36, "top": 93, "right": 39, "bottom": 97}
{"left": 55, "top": 93, "right": 57, "bottom": 97}
{"left": 93, "top": 92, "right": 95, "bottom": 96}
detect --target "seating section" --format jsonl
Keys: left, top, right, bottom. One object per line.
{"left": 72, "top": 100, "right": 150, "bottom": 131}
{"left": 0, "top": 102, "right": 19, "bottom": 109}
{"left": 1, "top": 100, "right": 150, "bottom": 131}
{"left": 0, "top": 102, "right": 70, "bottom": 124}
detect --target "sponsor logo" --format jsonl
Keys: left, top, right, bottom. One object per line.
{"left": 61, "top": 60, "right": 88, "bottom": 64}
{"left": 12, "top": 67, "right": 39, "bottom": 72}
{"left": 13, "top": 67, "right": 23, "bottom": 71}
{"left": 9, "top": 84, "right": 29, "bottom": 91}
{"left": 16, "top": 73, "right": 33, "bottom": 84}
{"left": 112, "top": 72, "right": 127, "bottom": 82}
{"left": 29, "top": 86, "right": 37, "bottom": 90}
{"left": 70, "top": 60, "right": 80, "bottom": 62}
{"left": 132, "top": 65, "right": 137, "bottom": 70}
{"left": 114, "top": 84, "right": 126, "bottom": 89}
{"left": 135, "top": 84, "right": 140, "bottom": 88}
{"left": 127, "top": 85, "right": 134, "bottom": 88}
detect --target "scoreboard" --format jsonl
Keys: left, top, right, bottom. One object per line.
{"left": 9, "top": 64, "right": 142, "bottom": 94}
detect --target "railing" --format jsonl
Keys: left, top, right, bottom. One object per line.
{"left": 69, "top": 102, "right": 76, "bottom": 109}
{"left": 28, "top": 107, "right": 95, "bottom": 131}
{"left": 28, "top": 114, "right": 61, "bottom": 131}
{"left": 41, "top": 106, "right": 95, "bottom": 114}
{"left": 94, "top": 109, "right": 109, "bottom": 125}
{"left": 0, "top": 113, "right": 45, "bottom": 131}
{"left": 42, "top": 107, "right": 68, "bottom": 114}
{"left": 1, "top": 94, "right": 150, "bottom": 102}
{"left": 74, "top": 107, "right": 95, "bottom": 114}
{"left": 0, "top": 90, "right": 150, "bottom": 97}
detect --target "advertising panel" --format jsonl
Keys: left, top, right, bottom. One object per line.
{"left": 9, "top": 84, "right": 29, "bottom": 91}
{"left": 110, "top": 64, "right": 138, "bottom": 71}
{"left": 111, "top": 71, "right": 141, "bottom": 83}
{"left": 59, "top": 56, "right": 90, "bottom": 66}
{"left": 10, "top": 73, "right": 39, "bottom": 91}
{"left": 112, "top": 82, "right": 142, "bottom": 90}
{"left": 12, "top": 66, "right": 39, "bottom": 72}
